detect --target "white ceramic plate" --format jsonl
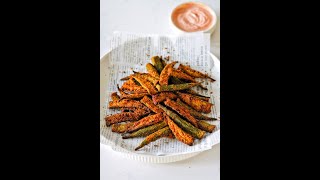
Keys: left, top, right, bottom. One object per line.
{"left": 100, "top": 51, "right": 220, "bottom": 163}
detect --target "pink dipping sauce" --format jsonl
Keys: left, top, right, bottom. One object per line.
{"left": 171, "top": 2, "right": 214, "bottom": 32}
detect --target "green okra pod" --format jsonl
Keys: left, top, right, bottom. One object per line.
{"left": 158, "top": 105, "right": 206, "bottom": 139}
{"left": 122, "top": 121, "right": 167, "bottom": 139}
{"left": 156, "top": 83, "right": 200, "bottom": 92}
{"left": 197, "top": 120, "right": 216, "bottom": 133}
{"left": 146, "top": 63, "right": 160, "bottom": 79}
{"left": 135, "top": 127, "right": 172, "bottom": 151}
{"left": 160, "top": 57, "right": 167, "bottom": 67}
{"left": 170, "top": 77, "right": 185, "bottom": 84}
{"left": 151, "top": 56, "right": 164, "bottom": 73}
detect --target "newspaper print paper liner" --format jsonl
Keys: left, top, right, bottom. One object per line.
{"left": 100, "top": 32, "right": 220, "bottom": 163}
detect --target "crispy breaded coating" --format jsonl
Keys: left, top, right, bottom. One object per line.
{"left": 132, "top": 74, "right": 158, "bottom": 95}
{"left": 146, "top": 63, "right": 160, "bottom": 79}
{"left": 176, "top": 92, "right": 213, "bottom": 113}
{"left": 182, "top": 90, "right": 210, "bottom": 101}
{"left": 159, "top": 105, "right": 205, "bottom": 139}
{"left": 121, "top": 78, "right": 148, "bottom": 93}
{"left": 156, "top": 83, "right": 200, "bottom": 92}
{"left": 105, "top": 108, "right": 150, "bottom": 126}
{"left": 159, "top": 61, "right": 177, "bottom": 85}
{"left": 140, "top": 96, "right": 164, "bottom": 113}
{"left": 164, "top": 98, "right": 199, "bottom": 128}
{"left": 108, "top": 99, "right": 145, "bottom": 109}
{"left": 152, "top": 92, "right": 178, "bottom": 105}
{"left": 110, "top": 92, "right": 120, "bottom": 101}
{"left": 133, "top": 72, "right": 159, "bottom": 86}
{"left": 111, "top": 122, "right": 134, "bottom": 133}
{"left": 178, "top": 64, "right": 215, "bottom": 81}
{"left": 169, "top": 69, "right": 196, "bottom": 82}
{"left": 176, "top": 99, "right": 216, "bottom": 120}
{"left": 126, "top": 113, "right": 164, "bottom": 133}
{"left": 120, "top": 93, "right": 149, "bottom": 100}
{"left": 166, "top": 115, "right": 194, "bottom": 146}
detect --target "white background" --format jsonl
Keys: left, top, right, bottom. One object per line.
{"left": 100, "top": 0, "right": 220, "bottom": 179}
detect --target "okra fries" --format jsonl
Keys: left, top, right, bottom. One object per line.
{"left": 104, "top": 55, "right": 217, "bottom": 151}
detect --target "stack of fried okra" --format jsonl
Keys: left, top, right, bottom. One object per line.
{"left": 105, "top": 56, "right": 217, "bottom": 151}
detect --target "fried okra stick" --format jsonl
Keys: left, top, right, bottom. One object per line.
{"left": 160, "top": 57, "right": 167, "bottom": 67}
{"left": 166, "top": 115, "right": 194, "bottom": 146}
{"left": 159, "top": 61, "right": 177, "bottom": 85}
{"left": 122, "top": 93, "right": 148, "bottom": 100}
{"left": 151, "top": 56, "right": 164, "bottom": 73}
{"left": 193, "top": 95, "right": 210, "bottom": 102}
{"left": 164, "top": 98, "right": 199, "bottom": 128}
{"left": 109, "top": 99, "right": 145, "bottom": 109}
{"left": 181, "top": 89, "right": 210, "bottom": 101}
{"left": 169, "top": 68, "right": 208, "bottom": 90}
{"left": 146, "top": 63, "right": 160, "bottom": 79}
{"left": 169, "top": 69, "right": 196, "bottom": 83}
{"left": 118, "top": 84, "right": 148, "bottom": 99}
{"left": 176, "top": 99, "right": 217, "bottom": 120}
{"left": 170, "top": 76, "right": 185, "bottom": 84}
{"left": 135, "top": 126, "right": 172, "bottom": 151}
{"left": 122, "top": 121, "right": 167, "bottom": 139}
{"left": 158, "top": 105, "right": 205, "bottom": 139}
{"left": 178, "top": 64, "right": 215, "bottom": 81}
{"left": 110, "top": 92, "right": 120, "bottom": 101}
{"left": 120, "top": 78, "right": 147, "bottom": 93}
{"left": 156, "top": 83, "right": 200, "bottom": 92}
{"left": 170, "top": 77, "right": 209, "bottom": 98}
{"left": 126, "top": 113, "right": 164, "bottom": 133}
{"left": 152, "top": 92, "right": 178, "bottom": 105}
{"left": 176, "top": 92, "right": 213, "bottom": 113}
{"left": 132, "top": 72, "right": 159, "bottom": 85}
{"left": 105, "top": 108, "right": 150, "bottom": 126}
{"left": 140, "top": 96, "right": 164, "bottom": 113}
{"left": 111, "top": 122, "right": 134, "bottom": 133}
{"left": 132, "top": 74, "right": 158, "bottom": 95}
{"left": 197, "top": 120, "right": 216, "bottom": 133}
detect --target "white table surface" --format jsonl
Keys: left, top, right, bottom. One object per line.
{"left": 100, "top": 0, "right": 220, "bottom": 179}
